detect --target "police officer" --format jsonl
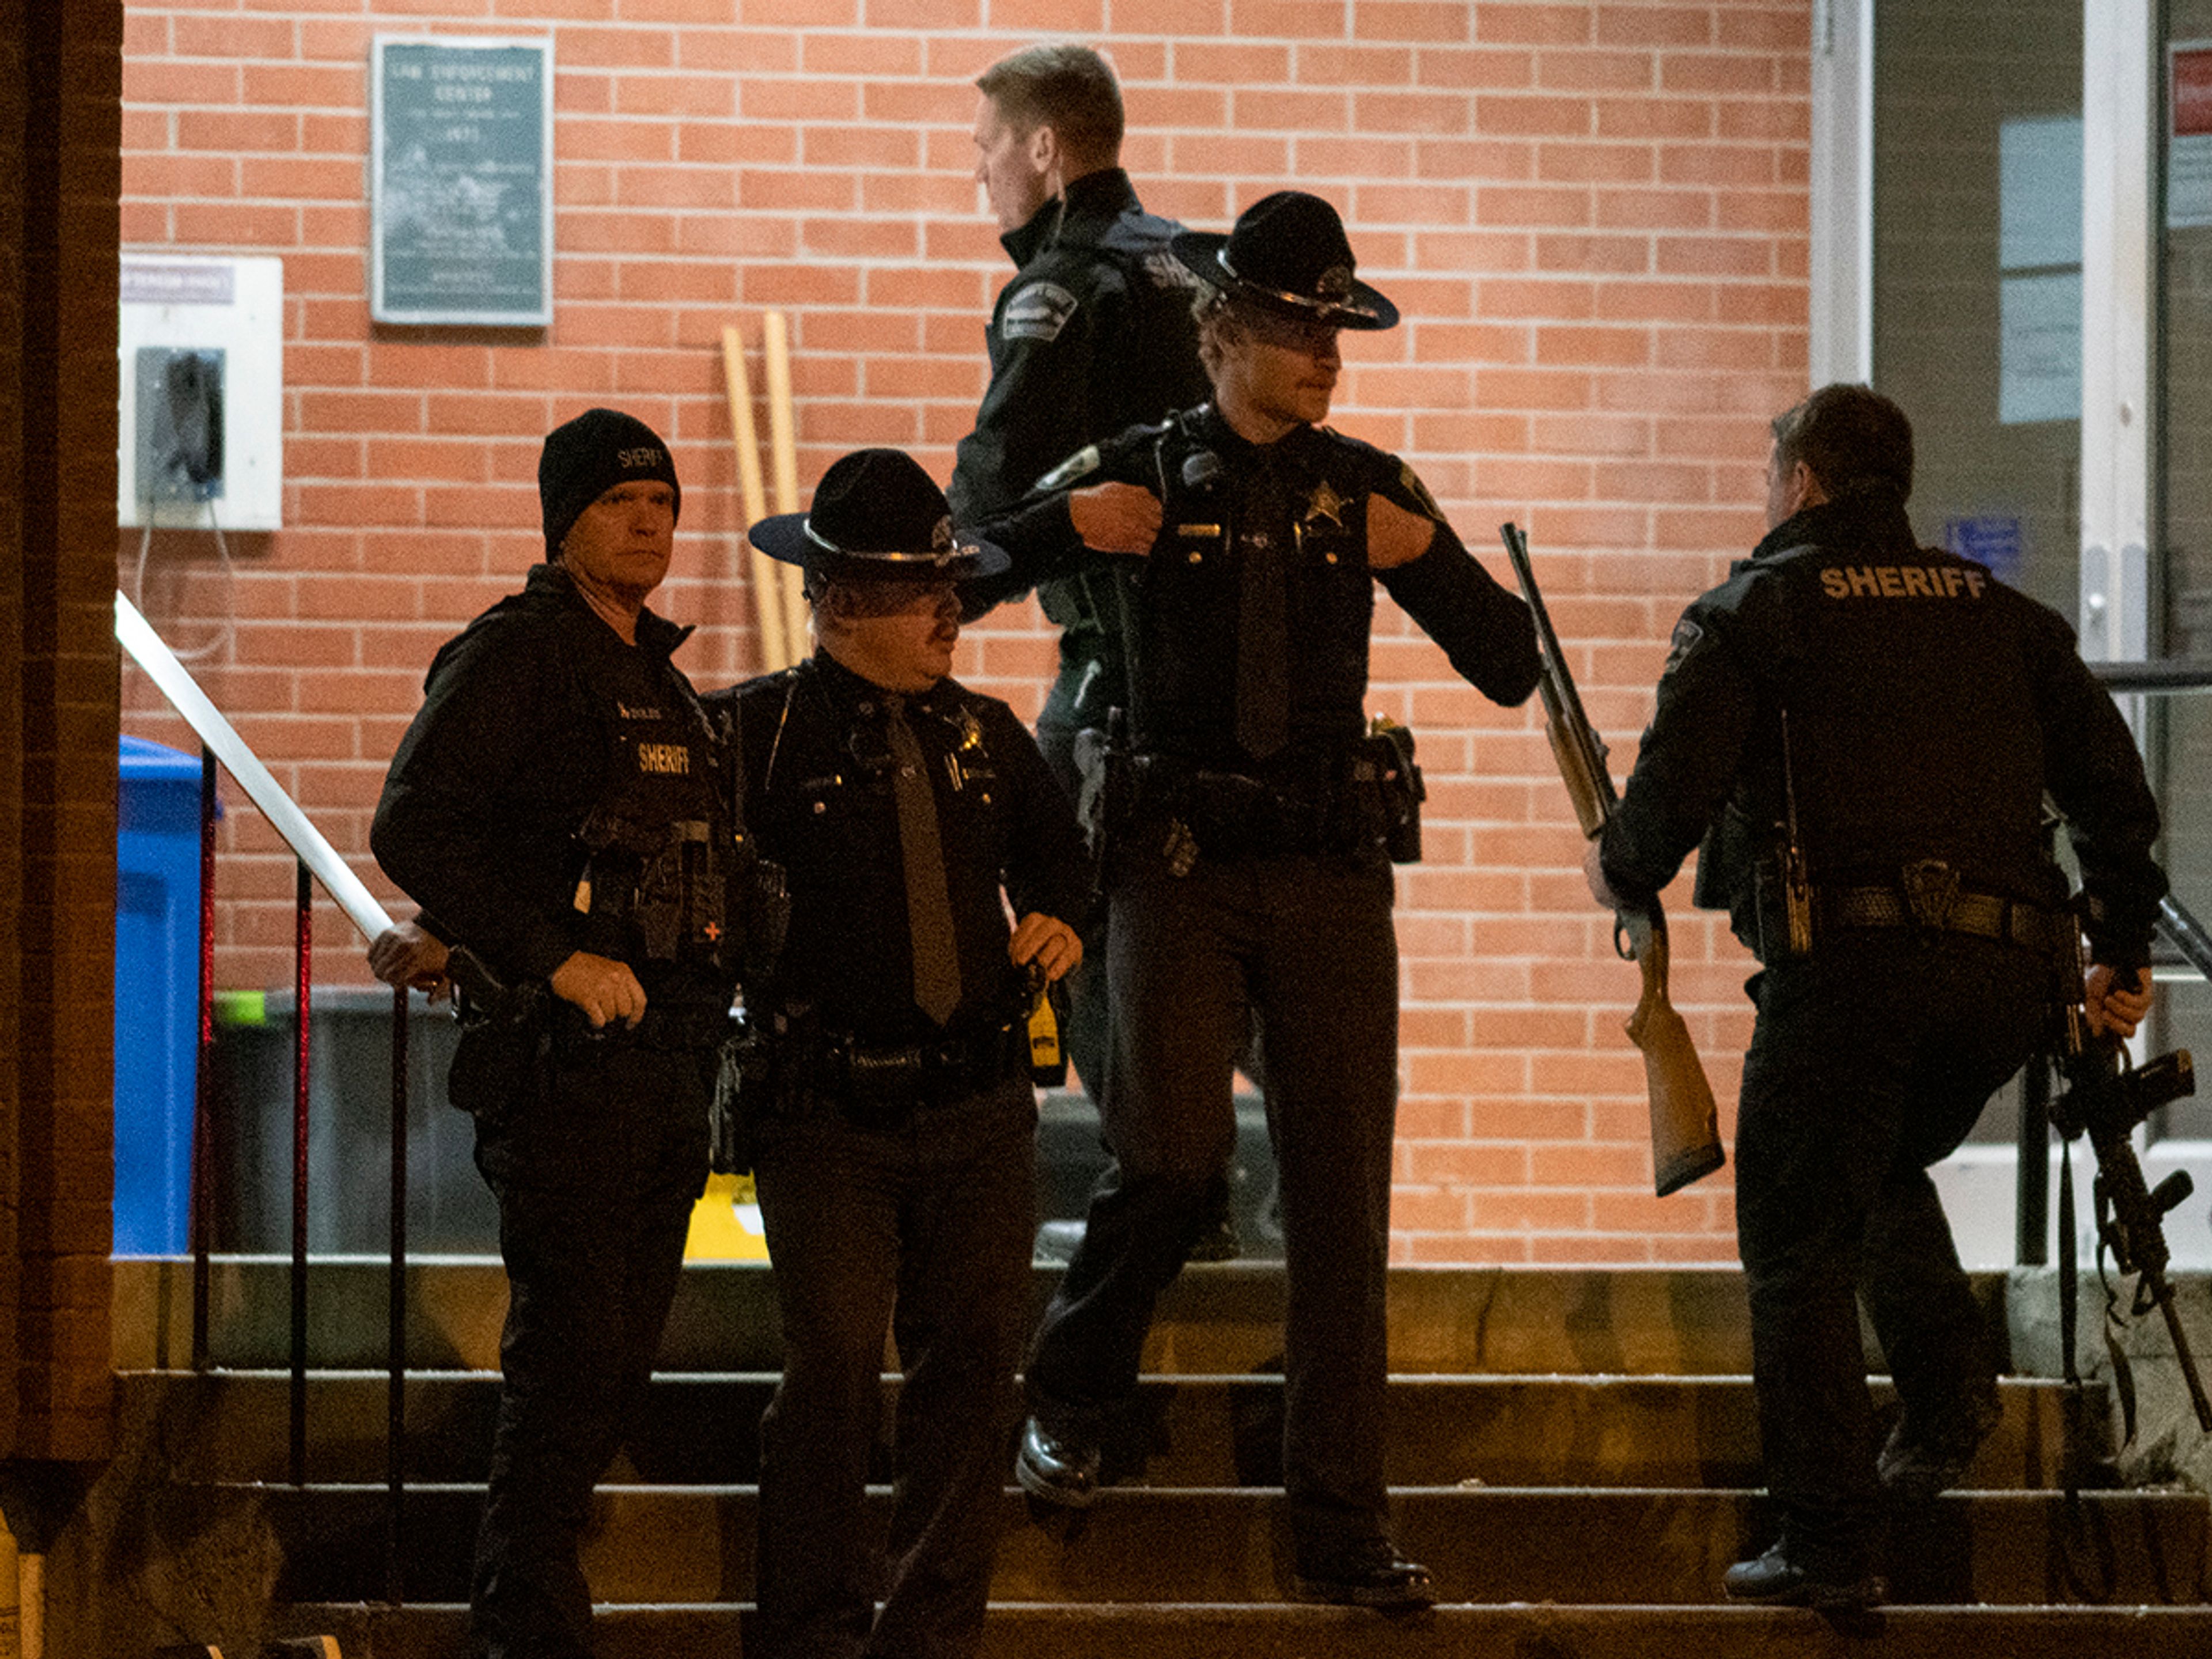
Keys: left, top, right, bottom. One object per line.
{"left": 1585, "top": 384, "right": 2166, "bottom": 1609}
{"left": 955, "top": 41, "right": 1205, "bottom": 547}
{"left": 973, "top": 191, "right": 1540, "bottom": 1607}
{"left": 709, "top": 449, "right": 1088, "bottom": 1659}
{"left": 372, "top": 409, "right": 745, "bottom": 1659}
{"left": 956, "top": 41, "right": 1215, "bottom": 1143}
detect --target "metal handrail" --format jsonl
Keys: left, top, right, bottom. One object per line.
{"left": 2092, "top": 659, "right": 2212, "bottom": 694}
{"left": 2158, "top": 892, "right": 2212, "bottom": 983}
{"left": 115, "top": 591, "right": 411, "bottom": 1605}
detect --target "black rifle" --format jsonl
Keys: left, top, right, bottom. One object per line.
{"left": 1502, "top": 522, "right": 1723, "bottom": 1196}
{"left": 2048, "top": 933, "right": 2210, "bottom": 1434}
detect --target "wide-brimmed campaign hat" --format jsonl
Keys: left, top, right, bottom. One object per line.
{"left": 1171, "top": 190, "right": 1399, "bottom": 332}
{"left": 749, "top": 449, "right": 1008, "bottom": 581}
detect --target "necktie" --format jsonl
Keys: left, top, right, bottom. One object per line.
{"left": 1237, "top": 506, "right": 1290, "bottom": 760}
{"left": 884, "top": 694, "right": 962, "bottom": 1025}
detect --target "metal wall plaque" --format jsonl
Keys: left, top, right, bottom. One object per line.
{"left": 370, "top": 35, "right": 553, "bottom": 327}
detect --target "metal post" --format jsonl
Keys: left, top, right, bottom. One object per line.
{"left": 291, "top": 859, "right": 312, "bottom": 1488}
{"left": 191, "top": 745, "right": 217, "bottom": 1372}
{"left": 387, "top": 982, "right": 409, "bottom": 1605}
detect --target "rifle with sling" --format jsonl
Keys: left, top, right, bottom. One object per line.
{"left": 1501, "top": 523, "right": 1725, "bottom": 1196}
{"left": 2048, "top": 918, "right": 2210, "bottom": 1436}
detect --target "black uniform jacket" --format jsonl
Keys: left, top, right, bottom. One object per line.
{"left": 1599, "top": 496, "right": 2165, "bottom": 970}
{"left": 970, "top": 403, "right": 1541, "bottom": 771}
{"left": 952, "top": 171, "right": 1211, "bottom": 733}
{"left": 372, "top": 562, "right": 734, "bottom": 999}
{"left": 950, "top": 169, "right": 1207, "bottom": 525}
{"left": 706, "top": 653, "right": 1090, "bottom": 1048}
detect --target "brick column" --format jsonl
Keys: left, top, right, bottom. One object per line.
{"left": 2, "top": 0, "right": 124, "bottom": 1467}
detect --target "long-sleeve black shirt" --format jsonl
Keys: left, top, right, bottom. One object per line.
{"left": 970, "top": 404, "right": 1541, "bottom": 772}
{"left": 707, "top": 652, "right": 1090, "bottom": 1047}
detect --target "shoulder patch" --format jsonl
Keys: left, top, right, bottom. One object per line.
{"left": 1396, "top": 461, "right": 1444, "bottom": 521}
{"left": 1035, "top": 445, "right": 1103, "bottom": 493}
{"left": 1002, "top": 281, "right": 1080, "bottom": 342}
{"left": 1660, "top": 616, "right": 1705, "bottom": 679}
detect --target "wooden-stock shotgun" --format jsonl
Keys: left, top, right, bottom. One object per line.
{"left": 1501, "top": 524, "right": 1725, "bottom": 1197}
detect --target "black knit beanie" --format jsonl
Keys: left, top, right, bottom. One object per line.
{"left": 539, "top": 408, "right": 682, "bottom": 558}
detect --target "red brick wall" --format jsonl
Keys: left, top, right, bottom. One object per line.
{"left": 118, "top": 1, "right": 1811, "bottom": 1263}
{"left": 8, "top": 0, "right": 123, "bottom": 1463}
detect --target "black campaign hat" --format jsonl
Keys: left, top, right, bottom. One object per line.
{"left": 749, "top": 449, "right": 1008, "bottom": 581}
{"left": 1171, "top": 191, "right": 1399, "bottom": 332}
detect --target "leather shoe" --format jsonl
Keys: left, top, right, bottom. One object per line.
{"left": 1722, "top": 1542, "right": 1885, "bottom": 1610}
{"left": 1878, "top": 1389, "right": 2002, "bottom": 1505}
{"left": 1015, "top": 1416, "right": 1100, "bottom": 1508}
{"left": 1292, "top": 1540, "right": 1435, "bottom": 1609}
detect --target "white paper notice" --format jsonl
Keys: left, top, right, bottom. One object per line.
{"left": 1999, "top": 271, "right": 2081, "bottom": 426}
{"left": 2000, "top": 116, "right": 2082, "bottom": 270}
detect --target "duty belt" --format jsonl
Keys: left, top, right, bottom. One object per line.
{"left": 1132, "top": 754, "right": 1335, "bottom": 859}
{"left": 1817, "top": 865, "right": 2071, "bottom": 956}
{"left": 816, "top": 1022, "right": 1024, "bottom": 1124}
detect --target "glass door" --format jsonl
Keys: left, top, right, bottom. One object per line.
{"left": 1821, "top": 0, "right": 2212, "bottom": 1259}
{"left": 2153, "top": 6, "right": 2212, "bottom": 1140}
{"left": 1871, "top": 0, "right": 2084, "bottom": 622}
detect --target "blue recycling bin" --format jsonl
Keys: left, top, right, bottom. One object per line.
{"left": 115, "top": 736, "right": 209, "bottom": 1255}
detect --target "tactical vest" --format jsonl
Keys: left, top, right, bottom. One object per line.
{"left": 569, "top": 647, "right": 739, "bottom": 998}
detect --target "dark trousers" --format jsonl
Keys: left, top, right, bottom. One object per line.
{"left": 1734, "top": 934, "right": 2048, "bottom": 1572}
{"left": 749, "top": 1073, "right": 1039, "bottom": 1659}
{"left": 1027, "top": 852, "right": 1399, "bottom": 1555}
{"left": 469, "top": 1035, "right": 712, "bottom": 1659}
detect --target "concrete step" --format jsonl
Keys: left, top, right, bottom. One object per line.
{"left": 277, "top": 1601, "right": 2212, "bottom": 1659}
{"left": 122, "top": 1259, "right": 2022, "bottom": 1374}
{"left": 134, "top": 1370, "right": 2106, "bottom": 1493}
{"left": 251, "top": 1484, "right": 2210, "bottom": 1607}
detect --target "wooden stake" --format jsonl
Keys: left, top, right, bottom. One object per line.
{"left": 720, "top": 323, "right": 787, "bottom": 671}
{"left": 763, "top": 310, "right": 809, "bottom": 661}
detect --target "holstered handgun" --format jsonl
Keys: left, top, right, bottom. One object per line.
{"left": 442, "top": 944, "right": 551, "bottom": 1117}
{"left": 1359, "top": 714, "right": 1426, "bottom": 863}
{"left": 710, "top": 1010, "right": 770, "bottom": 1175}
{"left": 709, "top": 999, "right": 819, "bottom": 1172}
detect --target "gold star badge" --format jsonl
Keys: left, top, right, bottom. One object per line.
{"left": 1303, "top": 479, "right": 1347, "bottom": 528}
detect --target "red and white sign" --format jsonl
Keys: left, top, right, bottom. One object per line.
{"left": 2171, "top": 43, "right": 2212, "bottom": 227}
